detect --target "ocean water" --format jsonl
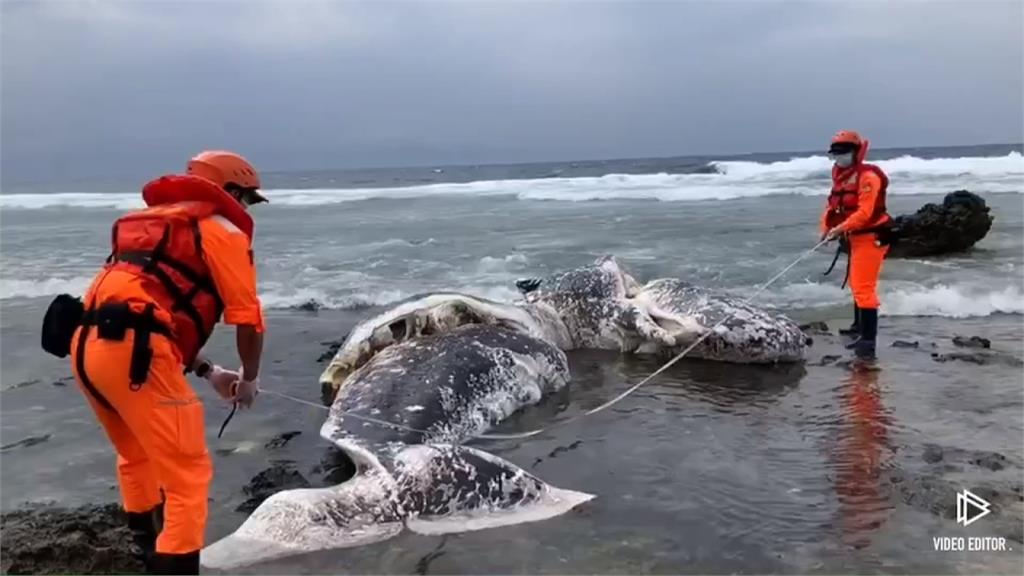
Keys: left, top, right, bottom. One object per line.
{"left": 1, "top": 144, "right": 1023, "bottom": 574}
{"left": 2, "top": 144, "right": 1022, "bottom": 318}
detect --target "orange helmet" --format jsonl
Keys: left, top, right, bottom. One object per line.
{"left": 187, "top": 150, "right": 267, "bottom": 204}
{"left": 830, "top": 130, "right": 863, "bottom": 147}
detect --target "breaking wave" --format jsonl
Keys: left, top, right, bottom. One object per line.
{"left": 6, "top": 271, "right": 1018, "bottom": 320}
{"left": 760, "top": 281, "right": 1023, "bottom": 318}
{"left": 2, "top": 152, "right": 1020, "bottom": 209}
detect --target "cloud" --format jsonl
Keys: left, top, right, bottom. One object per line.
{"left": 1, "top": 0, "right": 1021, "bottom": 186}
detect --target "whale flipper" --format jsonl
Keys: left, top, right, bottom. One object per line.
{"left": 396, "top": 443, "right": 594, "bottom": 535}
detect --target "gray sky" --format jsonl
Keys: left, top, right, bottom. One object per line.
{"left": 2, "top": 0, "right": 1021, "bottom": 185}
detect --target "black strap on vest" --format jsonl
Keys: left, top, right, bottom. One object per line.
{"left": 75, "top": 299, "right": 115, "bottom": 412}
{"left": 110, "top": 220, "right": 224, "bottom": 362}
{"left": 76, "top": 300, "right": 173, "bottom": 411}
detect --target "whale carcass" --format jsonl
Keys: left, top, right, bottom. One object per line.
{"left": 201, "top": 324, "right": 592, "bottom": 571}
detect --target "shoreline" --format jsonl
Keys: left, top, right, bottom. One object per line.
{"left": 2, "top": 308, "right": 1022, "bottom": 574}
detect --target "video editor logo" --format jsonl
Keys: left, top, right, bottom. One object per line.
{"left": 956, "top": 489, "right": 991, "bottom": 527}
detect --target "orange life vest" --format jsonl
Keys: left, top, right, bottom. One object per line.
{"left": 104, "top": 174, "right": 254, "bottom": 366}
{"left": 825, "top": 163, "right": 891, "bottom": 231}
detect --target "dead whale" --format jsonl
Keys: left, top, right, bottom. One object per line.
{"left": 201, "top": 325, "right": 592, "bottom": 570}
{"left": 632, "top": 278, "right": 809, "bottom": 363}
{"left": 517, "top": 255, "right": 808, "bottom": 364}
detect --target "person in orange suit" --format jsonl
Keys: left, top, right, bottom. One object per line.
{"left": 66, "top": 151, "right": 267, "bottom": 574}
{"left": 820, "top": 130, "right": 893, "bottom": 359}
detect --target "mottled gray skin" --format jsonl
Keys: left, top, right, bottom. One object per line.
{"left": 517, "top": 255, "right": 808, "bottom": 364}
{"left": 324, "top": 324, "right": 570, "bottom": 447}
{"left": 318, "top": 292, "right": 572, "bottom": 403}
{"left": 201, "top": 325, "right": 592, "bottom": 571}
{"left": 634, "top": 278, "right": 809, "bottom": 363}
{"left": 518, "top": 255, "right": 676, "bottom": 351}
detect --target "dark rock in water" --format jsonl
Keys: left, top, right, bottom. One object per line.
{"left": 532, "top": 440, "right": 584, "bottom": 468}
{"left": 798, "top": 322, "right": 831, "bottom": 335}
{"left": 0, "top": 502, "right": 145, "bottom": 575}
{"left": 237, "top": 462, "right": 311, "bottom": 513}
{"left": 885, "top": 472, "right": 958, "bottom": 519}
{"left": 952, "top": 335, "right": 991, "bottom": 349}
{"left": 892, "top": 340, "right": 919, "bottom": 348}
{"left": 293, "top": 299, "right": 322, "bottom": 312}
{"left": 0, "top": 434, "right": 51, "bottom": 453}
{"left": 52, "top": 376, "right": 74, "bottom": 387}
{"left": 265, "top": 430, "right": 302, "bottom": 450}
{"left": 891, "top": 447, "right": 1024, "bottom": 544}
{"left": 931, "top": 351, "right": 1024, "bottom": 367}
{"left": 922, "top": 444, "right": 944, "bottom": 464}
{"left": 971, "top": 452, "right": 1009, "bottom": 472}
{"left": 885, "top": 190, "right": 994, "bottom": 258}
{"left": 920, "top": 443, "right": 1019, "bottom": 471}
{"left": 318, "top": 338, "right": 345, "bottom": 363}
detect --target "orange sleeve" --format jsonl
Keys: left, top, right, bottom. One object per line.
{"left": 837, "top": 171, "right": 881, "bottom": 233}
{"left": 198, "top": 216, "right": 265, "bottom": 332}
{"left": 819, "top": 203, "right": 830, "bottom": 235}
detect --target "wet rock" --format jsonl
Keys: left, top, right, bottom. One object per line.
{"left": 931, "top": 351, "right": 1024, "bottom": 367}
{"left": 971, "top": 452, "right": 1009, "bottom": 472}
{"left": 0, "top": 502, "right": 145, "bottom": 575}
{"left": 920, "top": 444, "right": 1019, "bottom": 471}
{"left": 318, "top": 338, "right": 346, "bottom": 363}
{"left": 236, "top": 462, "right": 311, "bottom": 513}
{"left": 885, "top": 472, "right": 958, "bottom": 519}
{"left": 532, "top": 440, "right": 584, "bottom": 468}
{"left": 0, "top": 434, "right": 51, "bottom": 453}
{"left": 952, "top": 335, "right": 991, "bottom": 349}
{"left": 892, "top": 340, "right": 919, "bottom": 348}
{"left": 922, "top": 444, "right": 944, "bottom": 464}
{"left": 885, "top": 190, "right": 994, "bottom": 259}
{"left": 265, "top": 430, "right": 302, "bottom": 450}
{"left": 293, "top": 299, "right": 322, "bottom": 312}
{"left": 798, "top": 322, "right": 831, "bottom": 335}
{"left": 884, "top": 472, "right": 1023, "bottom": 543}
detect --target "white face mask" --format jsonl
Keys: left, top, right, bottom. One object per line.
{"left": 830, "top": 152, "right": 854, "bottom": 167}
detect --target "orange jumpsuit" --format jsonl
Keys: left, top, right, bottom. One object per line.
{"left": 70, "top": 213, "right": 264, "bottom": 555}
{"left": 820, "top": 169, "right": 890, "bottom": 309}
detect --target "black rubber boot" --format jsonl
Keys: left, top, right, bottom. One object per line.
{"left": 126, "top": 503, "right": 164, "bottom": 569}
{"left": 846, "top": 307, "right": 877, "bottom": 359}
{"left": 838, "top": 304, "right": 861, "bottom": 336}
{"left": 147, "top": 550, "right": 199, "bottom": 575}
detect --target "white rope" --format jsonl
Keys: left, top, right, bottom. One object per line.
{"left": 258, "top": 388, "right": 528, "bottom": 440}
{"left": 261, "top": 239, "right": 830, "bottom": 442}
